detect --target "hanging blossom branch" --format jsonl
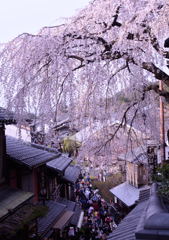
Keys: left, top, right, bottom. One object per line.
{"left": 95, "top": 100, "right": 139, "bottom": 154}
{"left": 94, "top": 77, "right": 160, "bottom": 155}
{"left": 0, "top": 0, "right": 168, "bottom": 149}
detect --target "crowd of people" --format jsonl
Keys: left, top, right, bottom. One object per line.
{"left": 67, "top": 173, "right": 121, "bottom": 240}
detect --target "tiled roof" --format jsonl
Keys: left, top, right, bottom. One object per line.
{"left": 46, "top": 155, "right": 72, "bottom": 173}
{"left": 135, "top": 184, "right": 169, "bottom": 240}
{"left": 53, "top": 210, "right": 74, "bottom": 230}
{"left": 0, "top": 203, "right": 37, "bottom": 240}
{"left": 0, "top": 107, "right": 15, "bottom": 124}
{"left": 37, "top": 201, "right": 66, "bottom": 237}
{"left": 63, "top": 165, "right": 81, "bottom": 183}
{"left": 57, "top": 198, "right": 82, "bottom": 226}
{"left": 110, "top": 182, "right": 150, "bottom": 207}
{"left": 31, "top": 142, "right": 60, "bottom": 154}
{"left": 6, "top": 136, "right": 61, "bottom": 168}
{"left": 57, "top": 198, "right": 76, "bottom": 210}
{"left": 38, "top": 199, "right": 82, "bottom": 237}
{"left": 0, "top": 186, "right": 33, "bottom": 219}
{"left": 108, "top": 183, "right": 169, "bottom": 240}
{"left": 138, "top": 188, "right": 150, "bottom": 202}
{"left": 108, "top": 200, "right": 148, "bottom": 240}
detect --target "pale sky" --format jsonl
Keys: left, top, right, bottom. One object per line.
{"left": 0, "top": 0, "right": 91, "bottom": 43}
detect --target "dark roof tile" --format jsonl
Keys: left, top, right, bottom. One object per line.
{"left": 37, "top": 201, "right": 66, "bottom": 237}
{"left": 57, "top": 198, "right": 82, "bottom": 226}
{"left": 46, "top": 155, "right": 72, "bottom": 172}
{"left": 63, "top": 165, "right": 81, "bottom": 183}
{"left": 6, "top": 136, "right": 71, "bottom": 170}
{"left": 108, "top": 200, "right": 148, "bottom": 240}
{"left": 57, "top": 198, "right": 76, "bottom": 211}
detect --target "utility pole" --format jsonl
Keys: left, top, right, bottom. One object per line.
{"left": 159, "top": 80, "right": 165, "bottom": 165}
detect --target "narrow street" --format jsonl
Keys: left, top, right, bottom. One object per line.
{"left": 66, "top": 173, "right": 120, "bottom": 240}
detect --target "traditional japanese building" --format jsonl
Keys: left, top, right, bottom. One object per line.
{"left": 0, "top": 107, "right": 82, "bottom": 240}
{"left": 108, "top": 183, "right": 169, "bottom": 240}
{"left": 0, "top": 108, "right": 34, "bottom": 240}
{"left": 110, "top": 146, "right": 150, "bottom": 210}
{"left": 6, "top": 136, "right": 72, "bottom": 202}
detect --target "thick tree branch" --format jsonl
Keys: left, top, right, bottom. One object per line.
{"left": 143, "top": 83, "right": 169, "bottom": 100}
{"left": 142, "top": 62, "right": 169, "bottom": 87}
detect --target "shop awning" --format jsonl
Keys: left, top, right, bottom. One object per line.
{"left": 53, "top": 210, "right": 74, "bottom": 230}
{"left": 110, "top": 181, "right": 150, "bottom": 207}
{"left": 77, "top": 211, "right": 84, "bottom": 229}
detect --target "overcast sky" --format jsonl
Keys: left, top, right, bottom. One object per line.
{"left": 0, "top": 0, "right": 91, "bottom": 43}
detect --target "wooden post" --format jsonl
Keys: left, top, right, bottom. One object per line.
{"left": 0, "top": 123, "right": 6, "bottom": 184}
{"left": 32, "top": 169, "right": 39, "bottom": 202}
{"left": 159, "top": 80, "right": 165, "bottom": 164}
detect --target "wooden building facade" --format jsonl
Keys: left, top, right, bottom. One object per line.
{"left": 0, "top": 108, "right": 82, "bottom": 240}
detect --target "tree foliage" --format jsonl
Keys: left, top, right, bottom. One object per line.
{"left": 62, "top": 137, "right": 81, "bottom": 156}
{"left": 153, "top": 164, "right": 169, "bottom": 200}
{"left": 0, "top": 0, "right": 169, "bottom": 153}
